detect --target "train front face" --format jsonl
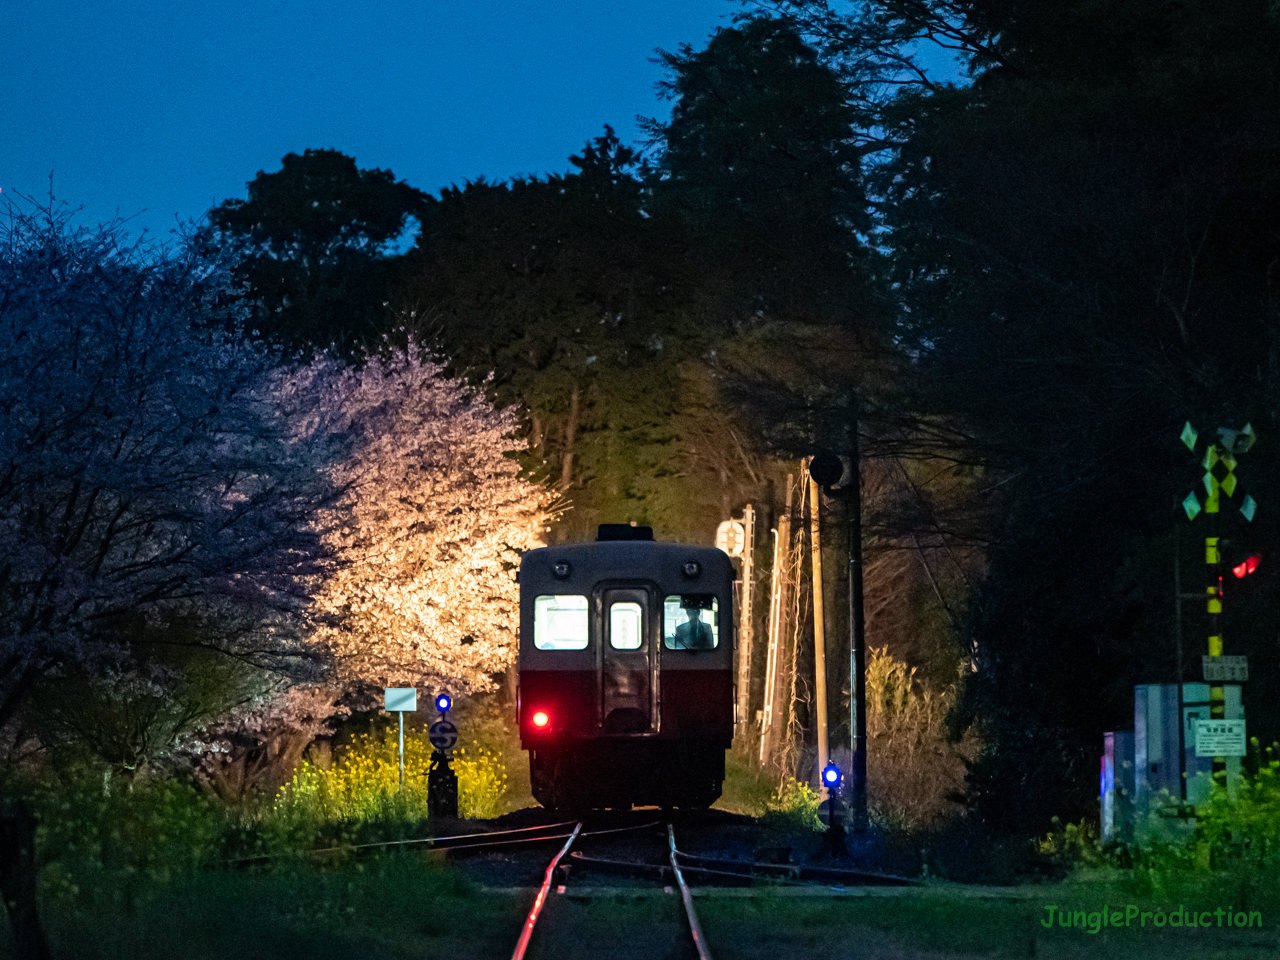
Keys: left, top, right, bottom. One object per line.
{"left": 517, "top": 538, "right": 735, "bottom": 810}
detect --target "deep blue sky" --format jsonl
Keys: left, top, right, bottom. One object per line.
{"left": 3, "top": 1, "right": 739, "bottom": 242}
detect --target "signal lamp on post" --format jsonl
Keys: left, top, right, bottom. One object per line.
{"left": 820, "top": 763, "right": 845, "bottom": 845}
{"left": 821, "top": 763, "right": 843, "bottom": 792}
{"left": 532, "top": 710, "right": 549, "bottom": 728}
{"left": 435, "top": 693, "right": 452, "bottom": 713}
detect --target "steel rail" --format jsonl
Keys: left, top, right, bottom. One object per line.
{"left": 668, "top": 824, "right": 714, "bottom": 960}
{"left": 432, "top": 819, "right": 660, "bottom": 856}
{"left": 510, "top": 822, "right": 583, "bottom": 960}
{"left": 674, "top": 851, "right": 920, "bottom": 886}
{"left": 220, "top": 819, "right": 581, "bottom": 865}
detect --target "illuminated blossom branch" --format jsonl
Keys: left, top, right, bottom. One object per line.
{"left": 289, "top": 342, "right": 550, "bottom": 694}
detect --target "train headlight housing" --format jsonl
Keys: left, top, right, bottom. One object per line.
{"left": 532, "top": 710, "right": 550, "bottom": 728}
{"left": 552, "top": 560, "right": 572, "bottom": 579}
{"left": 682, "top": 560, "right": 701, "bottom": 579}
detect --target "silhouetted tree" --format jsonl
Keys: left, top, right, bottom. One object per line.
{"left": 206, "top": 148, "right": 427, "bottom": 353}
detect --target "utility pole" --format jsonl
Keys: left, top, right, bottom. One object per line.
{"left": 735, "top": 505, "right": 756, "bottom": 742}
{"left": 846, "top": 430, "right": 868, "bottom": 828}
{"left": 808, "top": 464, "right": 829, "bottom": 792}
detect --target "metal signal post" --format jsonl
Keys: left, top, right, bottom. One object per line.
{"left": 428, "top": 694, "right": 459, "bottom": 817}
{"left": 1180, "top": 422, "right": 1256, "bottom": 788}
{"left": 809, "top": 447, "right": 868, "bottom": 828}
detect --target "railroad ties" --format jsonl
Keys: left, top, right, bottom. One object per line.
{"left": 509, "top": 821, "right": 714, "bottom": 960}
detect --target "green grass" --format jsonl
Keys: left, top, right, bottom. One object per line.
{"left": 715, "top": 749, "right": 777, "bottom": 817}
{"left": 31, "top": 855, "right": 525, "bottom": 960}
{"left": 695, "top": 887, "right": 1276, "bottom": 960}
{"left": 14, "top": 868, "right": 1279, "bottom": 960}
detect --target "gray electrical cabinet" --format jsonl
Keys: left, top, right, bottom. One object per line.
{"left": 1103, "top": 683, "right": 1242, "bottom": 839}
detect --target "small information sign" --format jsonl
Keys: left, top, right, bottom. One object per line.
{"left": 428, "top": 719, "right": 458, "bottom": 751}
{"left": 384, "top": 688, "right": 417, "bottom": 712}
{"left": 1203, "top": 655, "right": 1248, "bottom": 682}
{"left": 1195, "top": 719, "right": 1247, "bottom": 757}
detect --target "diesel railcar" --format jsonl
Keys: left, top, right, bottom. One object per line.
{"left": 516, "top": 525, "right": 735, "bottom": 810}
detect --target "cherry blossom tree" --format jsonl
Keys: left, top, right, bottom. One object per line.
{"left": 291, "top": 342, "right": 551, "bottom": 695}
{"left": 1, "top": 200, "right": 549, "bottom": 786}
{"left": 0, "top": 200, "right": 348, "bottom": 767}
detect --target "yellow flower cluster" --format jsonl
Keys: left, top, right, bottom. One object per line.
{"left": 276, "top": 731, "right": 507, "bottom": 822}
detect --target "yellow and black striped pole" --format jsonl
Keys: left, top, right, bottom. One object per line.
{"left": 1182, "top": 422, "right": 1256, "bottom": 789}
{"left": 1204, "top": 485, "right": 1226, "bottom": 787}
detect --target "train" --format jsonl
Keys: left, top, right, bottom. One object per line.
{"left": 516, "top": 524, "right": 736, "bottom": 810}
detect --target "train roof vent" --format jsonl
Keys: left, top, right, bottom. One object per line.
{"left": 597, "top": 524, "right": 654, "bottom": 542}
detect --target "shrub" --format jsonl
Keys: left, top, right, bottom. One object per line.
{"left": 33, "top": 776, "right": 225, "bottom": 909}
{"left": 1038, "top": 816, "right": 1106, "bottom": 868}
{"left": 864, "top": 646, "right": 975, "bottom": 829}
{"left": 1195, "top": 739, "right": 1280, "bottom": 867}
{"left": 762, "top": 776, "right": 823, "bottom": 832}
{"left": 1040, "top": 741, "right": 1280, "bottom": 909}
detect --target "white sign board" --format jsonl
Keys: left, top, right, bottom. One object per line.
{"left": 1195, "top": 719, "right": 1247, "bottom": 757}
{"left": 715, "top": 520, "right": 746, "bottom": 557}
{"left": 1203, "top": 655, "right": 1248, "bottom": 682}
{"left": 384, "top": 687, "right": 417, "bottom": 712}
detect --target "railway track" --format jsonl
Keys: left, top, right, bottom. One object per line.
{"left": 499, "top": 814, "right": 920, "bottom": 960}
{"left": 510, "top": 821, "right": 715, "bottom": 960}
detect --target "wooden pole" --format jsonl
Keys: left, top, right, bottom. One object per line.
{"left": 760, "top": 476, "right": 793, "bottom": 765}
{"left": 809, "top": 466, "right": 829, "bottom": 792}
{"left": 736, "top": 505, "right": 756, "bottom": 741}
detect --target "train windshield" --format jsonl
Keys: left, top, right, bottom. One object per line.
{"left": 533, "top": 595, "right": 589, "bottom": 649}
{"left": 663, "top": 594, "right": 719, "bottom": 650}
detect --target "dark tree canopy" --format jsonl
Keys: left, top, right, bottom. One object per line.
{"left": 858, "top": 0, "right": 1280, "bottom": 828}
{"left": 398, "top": 128, "right": 758, "bottom": 542}
{"left": 648, "top": 16, "right": 876, "bottom": 327}
{"left": 207, "top": 148, "right": 428, "bottom": 353}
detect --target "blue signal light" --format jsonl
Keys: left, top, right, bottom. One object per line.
{"left": 436, "top": 694, "right": 452, "bottom": 713}
{"left": 821, "top": 763, "right": 843, "bottom": 789}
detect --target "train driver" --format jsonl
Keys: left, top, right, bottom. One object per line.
{"left": 674, "top": 605, "right": 714, "bottom": 649}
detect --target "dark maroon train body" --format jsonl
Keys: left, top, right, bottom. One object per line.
{"left": 516, "top": 526, "right": 735, "bottom": 810}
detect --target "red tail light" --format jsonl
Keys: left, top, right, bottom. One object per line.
{"left": 532, "top": 711, "right": 549, "bottom": 728}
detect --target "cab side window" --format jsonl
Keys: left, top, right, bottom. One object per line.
{"left": 534, "top": 595, "right": 589, "bottom": 649}
{"left": 663, "top": 595, "right": 719, "bottom": 649}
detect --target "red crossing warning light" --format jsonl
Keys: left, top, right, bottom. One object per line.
{"left": 1233, "top": 554, "right": 1261, "bottom": 578}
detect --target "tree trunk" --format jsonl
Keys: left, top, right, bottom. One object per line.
{"left": 560, "top": 385, "right": 580, "bottom": 491}
{"left": 0, "top": 802, "right": 52, "bottom": 960}
{"left": 530, "top": 413, "right": 544, "bottom": 458}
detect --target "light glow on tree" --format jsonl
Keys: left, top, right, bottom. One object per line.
{"left": 286, "top": 342, "right": 551, "bottom": 694}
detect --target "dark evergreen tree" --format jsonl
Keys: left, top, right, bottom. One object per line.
{"left": 206, "top": 148, "right": 428, "bottom": 353}
{"left": 399, "top": 129, "right": 771, "bottom": 543}
{"left": 647, "top": 15, "right": 878, "bottom": 330}
{"left": 855, "top": 0, "right": 1280, "bottom": 829}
